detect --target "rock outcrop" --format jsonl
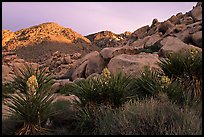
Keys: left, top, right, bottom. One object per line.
{"left": 2, "top": 2, "right": 202, "bottom": 84}
{"left": 107, "top": 53, "right": 161, "bottom": 77}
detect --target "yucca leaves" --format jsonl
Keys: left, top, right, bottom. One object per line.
{"left": 64, "top": 72, "right": 135, "bottom": 107}
{"left": 157, "top": 49, "right": 202, "bottom": 80}
{"left": 157, "top": 49, "right": 202, "bottom": 107}
{"left": 3, "top": 63, "right": 55, "bottom": 135}
{"left": 132, "top": 68, "right": 163, "bottom": 99}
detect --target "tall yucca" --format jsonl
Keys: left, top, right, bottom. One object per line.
{"left": 3, "top": 63, "right": 55, "bottom": 135}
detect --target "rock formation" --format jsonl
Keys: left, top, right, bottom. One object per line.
{"left": 2, "top": 2, "right": 202, "bottom": 85}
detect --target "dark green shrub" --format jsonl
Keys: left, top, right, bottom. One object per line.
{"left": 45, "top": 100, "right": 79, "bottom": 135}
{"left": 157, "top": 48, "right": 202, "bottom": 81}
{"left": 157, "top": 48, "right": 202, "bottom": 108}
{"left": 132, "top": 67, "right": 163, "bottom": 99}
{"left": 2, "top": 115, "right": 24, "bottom": 135}
{"left": 164, "top": 78, "right": 202, "bottom": 107}
{"left": 63, "top": 70, "right": 135, "bottom": 108}
{"left": 70, "top": 97, "right": 202, "bottom": 135}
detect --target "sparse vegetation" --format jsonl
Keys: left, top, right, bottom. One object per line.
{"left": 61, "top": 68, "right": 135, "bottom": 108}
{"left": 2, "top": 49, "right": 202, "bottom": 135}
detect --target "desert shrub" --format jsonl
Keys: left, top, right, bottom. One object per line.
{"left": 44, "top": 100, "right": 80, "bottom": 135}
{"left": 3, "top": 64, "right": 55, "bottom": 135}
{"left": 132, "top": 67, "right": 163, "bottom": 99}
{"left": 157, "top": 48, "right": 202, "bottom": 81}
{"left": 164, "top": 78, "right": 202, "bottom": 107}
{"left": 2, "top": 115, "right": 24, "bottom": 135}
{"left": 70, "top": 96, "right": 202, "bottom": 135}
{"left": 63, "top": 68, "right": 135, "bottom": 108}
{"left": 157, "top": 48, "right": 202, "bottom": 108}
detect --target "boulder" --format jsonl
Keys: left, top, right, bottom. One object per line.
{"left": 71, "top": 51, "right": 106, "bottom": 80}
{"left": 151, "top": 18, "right": 159, "bottom": 27}
{"left": 85, "top": 52, "right": 106, "bottom": 77}
{"left": 176, "top": 12, "right": 183, "bottom": 19}
{"left": 3, "top": 74, "right": 15, "bottom": 84}
{"left": 190, "top": 5, "right": 202, "bottom": 21}
{"left": 130, "top": 36, "right": 151, "bottom": 49}
{"left": 192, "top": 31, "right": 202, "bottom": 48}
{"left": 175, "top": 21, "right": 202, "bottom": 45}
{"left": 158, "top": 20, "right": 174, "bottom": 35}
{"left": 100, "top": 47, "right": 119, "bottom": 59}
{"left": 144, "top": 34, "right": 162, "bottom": 48}
{"left": 52, "top": 94, "right": 80, "bottom": 104}
{"left": 13, "top": 62, "right": 27, "bottom": 76}
{"left": 147, "top": 20, "right": 161, "bottom": 36}
{"left": 168, "top": 15, "right": 180, "bottom": 24}
{"left": 100, "top": 46, "right": 140, "bottom": 59}
{"left": 51, "top": 82, "right": 61, "bottom": 92}
{"left": 179, "top": 16, "right": 194, "bottom": 25}
{"left": 71, "top": 60, "right": 88, "bottom": 80}
{"left": 107, "top": 53, "right": 161, "bottom": 77}
{"left": 157, "top": 36, "right": 202, "bottom": 57}
{"left": 164, "top": 24, "right": 187, "bottom": 37}
{"left": 70, "top": 51, "right": 97, "bottom": 79}
{"left": 131, "top": 25, "right": 150, "bottom": 39}
{"left": 72, "top": 52, "right": 81, "bottom": 60}
{"left": 63, "top": 55, "right": 72, "bottom": 64}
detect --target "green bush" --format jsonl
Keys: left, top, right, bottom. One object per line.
{"left": 157, "top": 48, "right": 202, "bottom": 108}
{"left": 3, "top": 64, "right": 55, "bottom": 135}
{"left": 2, "top": 115, "right": 24, "bottom": 135}
{"left": 164, "top": 78, "right": 202, "bottom": 107}
{"left": 70, "top": 96, "right": 202, "bottom": 135}
{"left": 63, "top": 69, "right": 135, "bottom": 108}
{"left": 132, "top": 67, "right": 163, "bottom": 99}
{"left": 157, "top": 48, "right": 202, "bottom": 81}
{"left": 45, "top": 100, "right": 79, "bottom": 135}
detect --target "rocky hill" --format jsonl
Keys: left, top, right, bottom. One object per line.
{"left": 2, "top": 2, "right": 202, "bottom": 88}
{"left": 59, "top": 2, "right": 202, "bottom": 81}
{"left": 2, "top": 22, "right": 100, "bottom": 62}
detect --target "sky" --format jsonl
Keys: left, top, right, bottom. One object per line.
{"left": 2, "top": 2, "right": 197, "bottom": 36}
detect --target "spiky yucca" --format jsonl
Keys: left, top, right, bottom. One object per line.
{"left": 157, "top": 48, "right": 202, "bottom": 81}
{"left": 64, "top": 69, "right": 135, "bottom": 108}
{"left": 157, "top": 48, "right": 202, "bottom": 106}
{"left": 132, "top": 67, "right": 163, "bottom": 99}
{"left": 3, "top": 64, "right": 55, "bottom": 135}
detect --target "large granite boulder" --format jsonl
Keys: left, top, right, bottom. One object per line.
{"left": 107, "top": 53, "right": 161, "bottom": 77}
{"left": 157, "top": 36, "right": 202, "bottom": 57}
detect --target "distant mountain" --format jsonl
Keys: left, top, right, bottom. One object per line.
{"left": 2, "top": 22, "right": 100, "bottom": 62}
{"left": 85, "top": 30, "right": 132, "bottom": 48}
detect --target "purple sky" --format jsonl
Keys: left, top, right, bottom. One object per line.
{"left": 2, "top": 2, "right": 197, "bottom": 36}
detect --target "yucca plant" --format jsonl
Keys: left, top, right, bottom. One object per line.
{"left": 132, "top": 67, "right": 163, "bottom": 99}
{"left": 164, "top": 78, "right": 202, "bottom": 107}
{"left": 64, "top": 68, "right": 135, "bottom": 108}
{"left": 3, "top": 63, "right": 55, "bottom": 135}
{"left": 157, "top": 48, "right": 202, "bottom": 81}
{"left": 157, "top": 48, "right": 202, "bottom": 107}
